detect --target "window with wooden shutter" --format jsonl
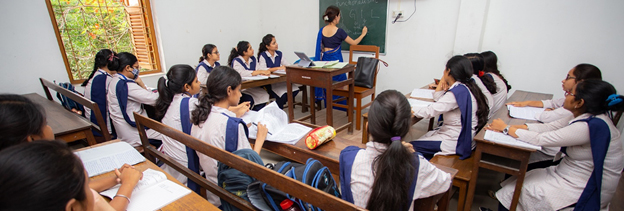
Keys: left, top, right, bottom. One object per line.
{"left": 46, "top": 0, "right": 161, "bottom": 84}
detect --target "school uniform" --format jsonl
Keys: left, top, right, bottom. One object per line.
{"left": 231, "top": 55, "right": 270, "bottom": 109}
{"left": 196, "top": 60, "right": 220, "bottom": 85}
{"left": 536, "top": 98, "right": 573, "bottom": 122}
{"left": 496, "top": 113, "right": 623, "bottom": 211}
{"left": 83, "top": 69, "right": 114, "bottom": 134}
{"left": 486, "top": 73, "right": 508, "bottom": 115}
{"left": 341, "top": 141, "right": 452, "bottom": 210}
{"left": 191, "top": 106, "right": 252, "bottom": 206}
{"left": 258, "top": 50, "right": 299, "bottom": 109}
{"left": 411, "top": 82, "right": 479, "bottom": 160}
{"left": 472, "top": 75, "right": 495, "bottom": 118}
{"left": 107, "top": 74, "right": 161, "bottom": 146}
{"left": 159, "top": 93, "right": 198, "bottom": 184}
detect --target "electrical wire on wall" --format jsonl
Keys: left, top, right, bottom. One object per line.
{"left": 393, "top": 0, "right": 416, "bottom": 23}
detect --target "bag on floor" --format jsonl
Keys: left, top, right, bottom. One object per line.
{"left": 217, "top": 149, "right": 264, "bottom": 211}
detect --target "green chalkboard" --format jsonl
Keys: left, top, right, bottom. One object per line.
{"left": 319, "top": 0, "right": 387, "bottom": 53}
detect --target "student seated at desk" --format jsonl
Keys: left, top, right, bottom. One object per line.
{"left": 480, "top": 51, "right": 512, "bottom": 116}
{"left": 464, "top": 53, "right": 496, "bottom": 118}
{"left": 411, "top": 56, "right": 490, "bottom": 160}
{"left": 486, "top": 79, "right": 624, "bottom": 211}
{"left": 81, "top": 49, "right": 118, "bottom": 138}
{"left": 340, "top": 90, "right": 452, "bottom": 210}
{"left": 0, "top": 94, "right": 54, "bottom": 151}
{"left": 257, "top": 34, "right": 299, "bottom": 109}
{"left": 196, "top": 44, "right": 221, "bottom": 86}
{"left": 107, "top": 52, "right": 162, "bottom": 149}
{"left": 0, "top": 140, "right": 143, "bottom": 211}
{"left": 228, "top": 41, "right": 271, "bottom": 111}
{"left": 190, "top": 66, "right": 268, "bottom": 206}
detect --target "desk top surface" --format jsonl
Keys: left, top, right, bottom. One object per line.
{"left": 285, "top": 64, "right": 355, "bottom": 72}
{"left": 23, "top": 93, "right": 92, "bottom": 135}
{"left": 82, "top": 140, "right": 219, "bottom": 211}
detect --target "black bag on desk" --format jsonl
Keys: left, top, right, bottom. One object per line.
{"left": 354, "top": 57, "right": 381, "bottom": 88}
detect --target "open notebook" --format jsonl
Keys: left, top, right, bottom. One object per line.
{"left": 507, "top": 105, "right": 545, "bottom": 121}
{"left": 483, "top": 130, "right": 541, "bottom": 150}
{"left": 242, "top": 102, "right": 312, "bottom": 145}
{"left": 74, "top": 142, "right": 145, "bottom": 177}
{"left": 100, "top": 169, "right": 191, "bottom": 211}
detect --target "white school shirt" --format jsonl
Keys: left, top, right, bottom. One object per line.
{"left": 496, "top": 113, "right": 623, "bottom": 211}
{"left": 412, "top": 82, "right": 479, "bottom": 156}
{"left": 471, "top": 75, "right": 495, "bottom": 119}
{"left": 535, "top": 98, "right": 573, "bottom": 122}
{"left": 349, "top": 141, "right": 452, "bottom": 210}
{"left": 107, "top": 74, "right": 161, "bottom": 146}
{"left": 83, "top": 69, "right": 114, "bottom": 134}
{"left": 231, "top": 55, "right": 270, "bottom": 104}
{"left": 257, "top": 51, "right": 299, "bottom": 96}
{"left": 487, "top": 73, "right": 508, "bottom": 115}
{"left": 196, "top": 60, "right": 216, "bottom": 85}
{"left": 158, "top": 93, "right": 198, "bottom": 184}
{"left": 191, "top": 106, "right": 252, "bottom": 206}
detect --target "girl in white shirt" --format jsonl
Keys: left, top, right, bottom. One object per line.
{"left": 487, "top": 79, "right": 624, "bottom": 211}
{"left": 227, "top": 41, "right": 271, "bottom": 111}
{"left": 81, "top": 49, "right": 118, "bottom": 137}
{"left": 480, "top": 51, "right": 511, "bottom": 117}
{"left": 411, "top": 56, "right": 490, "bottom": 160}
{"left": 257, "top": 34, "right": 299, "bottom": 109}
{"left": 196, "top": 44, "right": 220, "bottom": 85}
{"left": 190, "top": 66, "right": 268, "bottom": 206}
{"left": 464, "top": 53, "right": 496, "bottom": 118}
{"left": 340, "top": 90, "right": 452, "bottom": 210}
{"left": 107, "top": 52, "right": 161, "bottom": 148}
{"left": 154, "top": 64, "right": 201, "bottom": 184}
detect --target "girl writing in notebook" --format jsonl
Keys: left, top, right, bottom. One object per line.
{"left": 411, "top": 56, "right": 489, "bottom": 160}
{"left": 480, "top": 51, "right": 511, "bottom": 117}
{"left": 107, "top": 52, "right": 161, "bottom": 149}
{"left": 257, "top": 34, "right": 299, "bottom": 109}
{"left": 0, "top": 94, "right": 53, "bottom": 150}
{"left": 339, "top": 90, "right": 452, "bottom": 210}
{"left": 464, "top": 53, "right": 496, "bottom": 117}
{"left": 190, "top": 66, "right": 268, "bottom": 206}
{"left": 196, "top": 44, "right": 220, "bottom": 85}
{"left": 228, "top": 41, "right": 271, "bottom": 111}
{"left": 314, "top": 5, "right": 368, "bottom": 105}
{"left": 81, "top": 49, "right": 118, "bottom": 139}
{"left": 0, "top": 140, "right": 142, "bottom": 211}
{"left": 486, "top": 79, "right": 624, "bottom": 211}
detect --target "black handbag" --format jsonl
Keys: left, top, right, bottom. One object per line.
{"left": 353, "top": 57, "right": 388, "bottom": 88}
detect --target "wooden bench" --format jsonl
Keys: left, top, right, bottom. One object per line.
{"left": 429, "top": 154, "right": 474, "bottom": 211}
{"left": 40, "top": 78, "right": 112, "bottom": 142}
{"left": 133, "top": 112, "right": 364, "bottom": 211}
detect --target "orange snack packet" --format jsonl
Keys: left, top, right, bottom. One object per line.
{"left": 305, "top": 125, "right": 336, "bottom": 150}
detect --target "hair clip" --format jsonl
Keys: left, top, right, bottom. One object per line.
{"left": 478, "top": 70, "right": 485, "bottom": 77}
{"left": 390, "top": 136, "right": 401, "bottom": 141}
{"left": 607, "top": 94, "right": 622, "bottom": 106}
{"left": 323, "top": 15, "right": 329, "bottom": 21}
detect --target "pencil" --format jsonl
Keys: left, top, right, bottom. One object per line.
{"left": 252, "top": 122, "right": 273, "bottom": 135}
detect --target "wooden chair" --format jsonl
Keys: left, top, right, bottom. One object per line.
{"left": 610, "top": 110, "right": 623, "bottom": 126}
{"left": 40, "top": 78, "right": 111, "bottom": 143}
{"left": 430, "top": 154, "right": 475, "bottom": 211}
{"left": 332, "top": 45, "right": 380, "bottom": 130}
{"left": 133, "top": 112, "right": 364, "bottom": 211}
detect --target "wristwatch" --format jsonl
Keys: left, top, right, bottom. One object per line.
{"left": 502, "top": 125, "right": 511, "bottom": 135}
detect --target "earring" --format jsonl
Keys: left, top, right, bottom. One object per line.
{"left": 187, "top": 89, "right": 189, "bottom": 91}
{"left": 574, "top": 105, "right": 578, "bottom": 109}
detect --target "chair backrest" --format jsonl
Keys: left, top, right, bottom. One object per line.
{"left": 349, "top": 45, "right": 381, "bottom": 87}
{"left": 610, "top": 110, "right": 623, "bottom": 126}
{"left": 40, "top": 78, "right": 111, "bottom": 141}
{"left": 133, "top": 112, "right": 365, "bottom": 211}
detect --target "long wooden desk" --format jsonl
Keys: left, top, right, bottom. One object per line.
{"left": 200, "top": 74, "right": 287, "bottom": 92}
{"left": 286, "top": 65, "right": 355, "bottom": 134}
{"left": 464, "top": 90, "right": 553, "bottom": 211}
{"left": 82, "top": 141, "right": 219, "bottom": 211}
{"left": 23, "top": 93, "right": 96, "bottom": 145}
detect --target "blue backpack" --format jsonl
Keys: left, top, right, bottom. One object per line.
{"left": 217, "top": 149, "right": 264, "bottom": 211}
{"left": 56, "top": 82, "right": 85, "bottom": 116}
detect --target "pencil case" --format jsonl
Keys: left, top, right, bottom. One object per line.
{"left": 305, "top": 125, "right": 336, "bottom": 150}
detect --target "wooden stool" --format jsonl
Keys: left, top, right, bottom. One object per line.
{"left": 430, "top": 154, "right": 474, "bottom": 211}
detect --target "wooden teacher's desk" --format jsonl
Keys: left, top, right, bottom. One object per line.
{"left": 23, "top": 93, "right": 97, "bottom": 145}
{"left": 82, "top": 141, "right": 219, "bottom": 211}
{"left": 285, "top": 65, "right": 355, "bottom": 134}
{"left": 464, "top": 90, "right": 553, "bottom": 211}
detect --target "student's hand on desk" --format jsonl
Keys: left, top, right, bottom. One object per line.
{"left": 115, "top": 166, "right": 142, "bottom": 187}
{"left": 485, "top": 118, "right": 506, "bottom": 132}
{"left": 506, "top": 101, "right": 529, "bottom": 107}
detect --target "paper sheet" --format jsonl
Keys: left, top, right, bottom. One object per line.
{"left": 410, "top": 89, "right": 435, "bottom": 100}
{"left": 75, "top": 142, "right": 145, "bottom": 177}
{"left": 242, "top": 75, "right": 269, "bottom": 81}
{"left": 245, "top": 102, "right": 311, "bottom": 144}
{"left": 274, "top": 69, "right": 287, "bottom": 74}
{"left": 507, "top": 105, "right": 545, "bottom": 120}
{"left": 408, "top": 98, "right": 433, "bottom": 108}
{"left": 483, "top": 130, "right": 541, "bottom": 150}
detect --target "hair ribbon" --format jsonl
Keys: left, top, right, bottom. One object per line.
{"left": 478, "top": 70, "right": 485, "bottom": 77}
{"left": 390, "top": 136, "right": 401, "bottom": 141}
{"left": 607, "top": 94, "right": 622, "bottom": 107}
{"left": 323, "top": 15, "right": 329, "bottom": 21}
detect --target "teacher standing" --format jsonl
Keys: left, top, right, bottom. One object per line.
{"left": 314, "top": 5, "right": 368, "bottom": 105}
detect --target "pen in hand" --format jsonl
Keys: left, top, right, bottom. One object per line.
{"left": 252, "top": 122, "right": 272, "bottom": 135}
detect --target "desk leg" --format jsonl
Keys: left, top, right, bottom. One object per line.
{"left": 310, "top": 87, "right": 316, "bottom": 124}
{"left": 509, "top": 152, "right": 530, "bottom": 211}
{"left": 347, "top": 76, "right": 354, "bottom": 134}
{"left": 464, "top": 143, "right": 483, "bottom": 211}
{"left": 362, "top": 115, "right": 369, "bottom": 144}
{"left": 84, "top": 130, "right": 97, "bottom": 146}
{"left": 287, "top": 78, "right": 294, "bottom": 123}
{"left": 326, "top": 81, "right": 333, "bottom": 127}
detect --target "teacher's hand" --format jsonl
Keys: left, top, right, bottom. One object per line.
{"left": 362, "top": 26, "right": 368, "bottom": 35}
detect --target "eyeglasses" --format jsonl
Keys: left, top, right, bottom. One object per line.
{"left": 564, "top": 74, "right": 576, "bottom": 80}
{"left": 564, "top": 91, "right": 576, "bottom": 97}
{"left": 212, "top": 51, "right": 220, "bottom": 55}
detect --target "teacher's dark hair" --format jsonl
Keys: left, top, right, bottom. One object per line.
{"left": 574, "top": 79, "right": 624, "bottom": 115}
{"left": 82, "top": 49, "right": 119, "bottom": 86}
{"left": 447, "top": 56, "right": 490, "bottom": 130}
{"left": 228, "top": 41, "right": 251, "bottom": 67}
{"left": 0, "top": 140, "right": 87, "bottom": 211}
{"left": 115, "top": 52, "right": 138, "bottom": 73}
{"left": 366, "top": 90, "right": 415, "bottom": 211}
{"left": 199, "top": 44, "right": 217, "bottom": 63}
{"left": 258, "top": 34, "right": 275, "bottom": 58}
{"left": 0, "top": 94, "right": 47, "bottom": 151}
{"left": 464, "top": 53, "right": 497, "bottom": 94}
{"left": 155, "top": 64, "right": 197, "bottom": 122}
{"left": 191, "top": 66, "right": 242, "bottom": 125}
{"left": 573, "top": 63, "right": 602, "bottom": 82}
{"left": 323, "top": 5, "right": 341, "bottom": 23}
{"left": 481, "top": 51, "right": 511, "bottom": 91}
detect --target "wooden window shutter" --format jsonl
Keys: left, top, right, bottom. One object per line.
{"left": 125, "top": 0, "right": 159, "bottom": 71}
